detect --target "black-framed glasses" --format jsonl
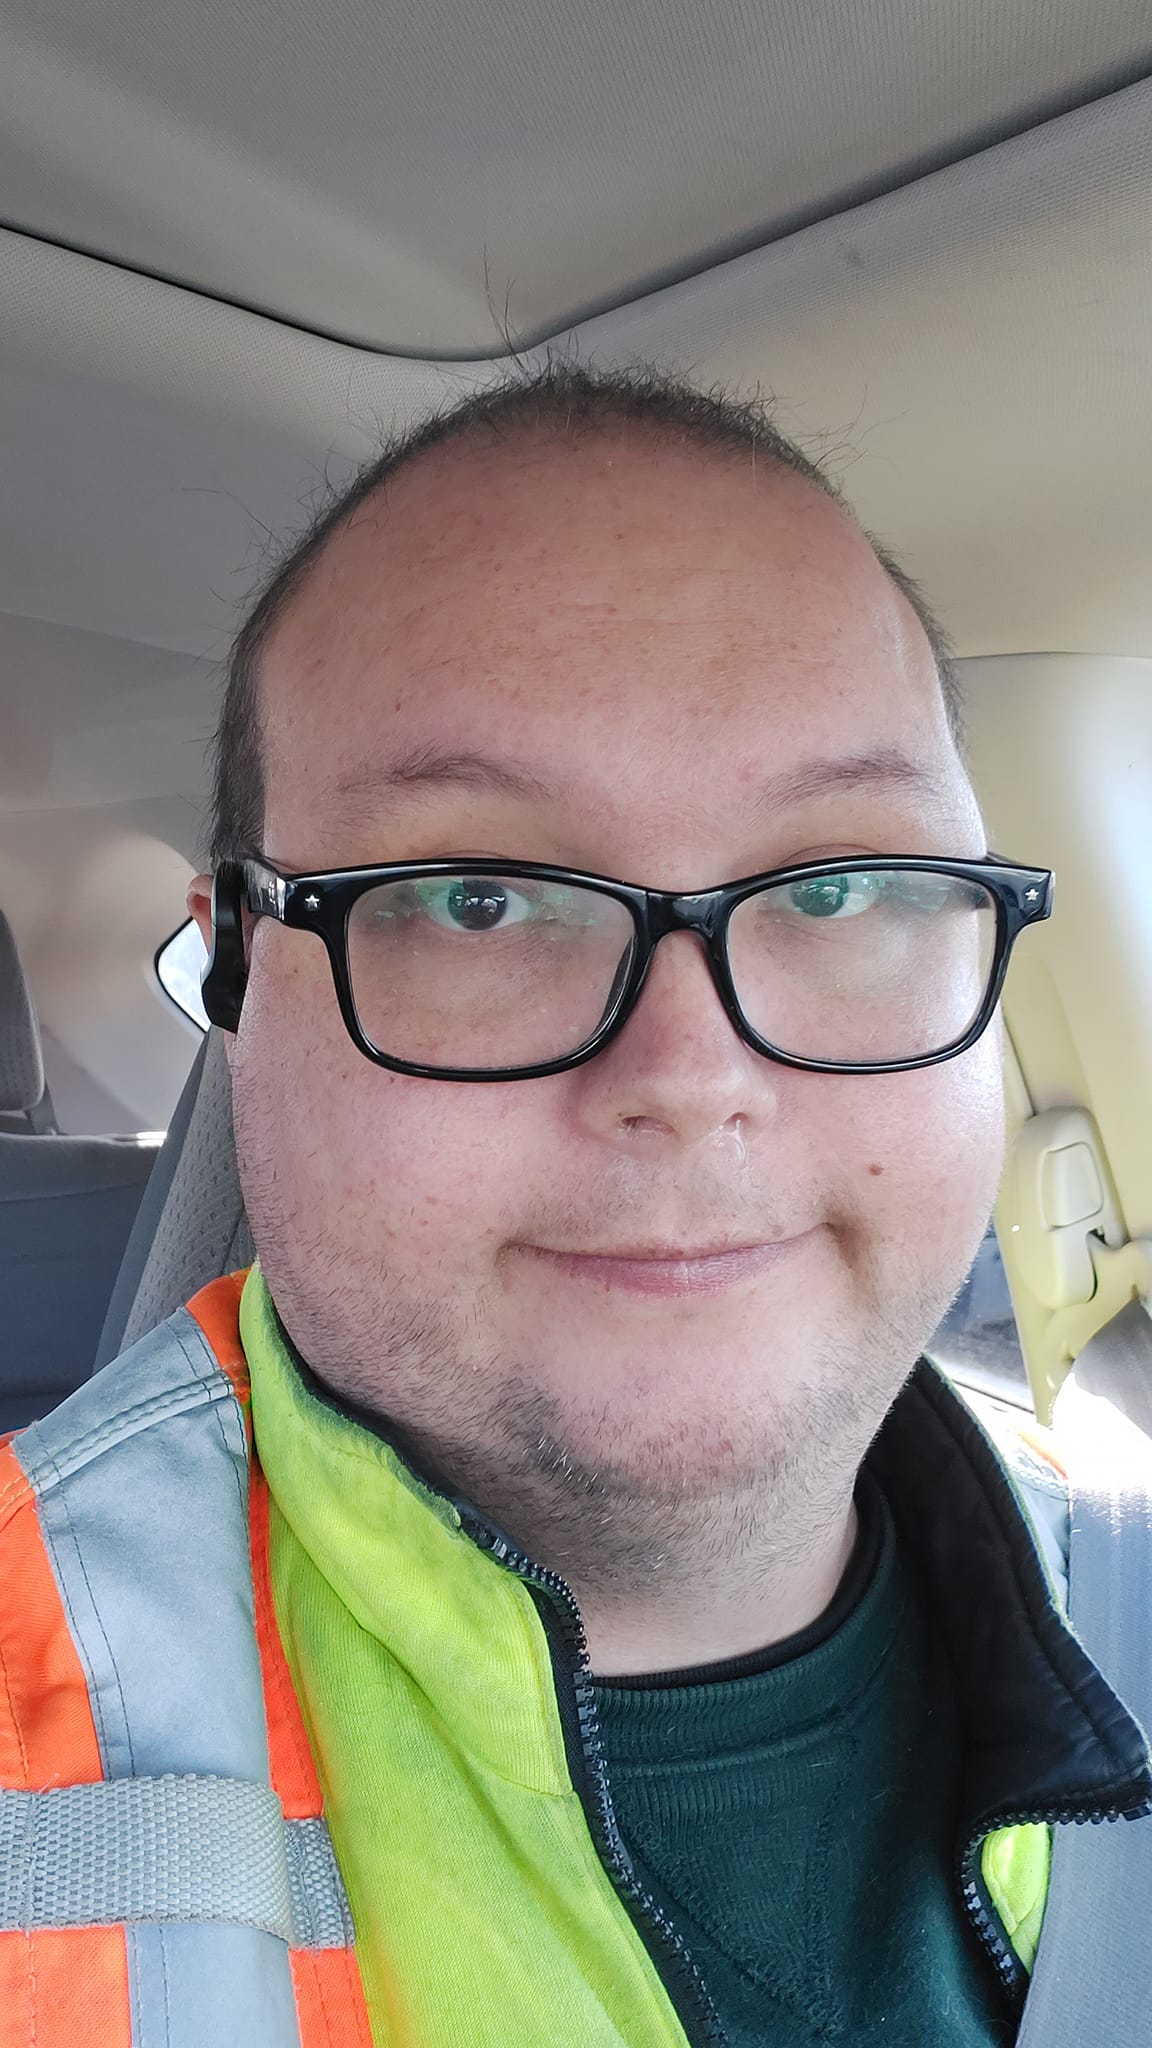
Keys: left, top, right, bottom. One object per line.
{"left": 206, "top": 851, "right": 1053, "bottom": 1081}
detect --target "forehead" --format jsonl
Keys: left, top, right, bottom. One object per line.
{"left": 260, "top": 429, "right": 958, "bottom": 860}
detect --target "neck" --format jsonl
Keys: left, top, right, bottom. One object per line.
{"left": 582, "top": 1497, "right": 860, "bottom": 1677}
{"left": 375, "top": 1406, "right": 870, "bottom": 1687}
{"left": 275, "top": 1311, "right": 868, "bottom": 1685}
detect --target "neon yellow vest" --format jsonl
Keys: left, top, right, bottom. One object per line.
{"left": 241, "top": 1267, "right": 1051, "bottom": 2044}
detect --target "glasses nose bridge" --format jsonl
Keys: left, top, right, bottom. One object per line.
{"left": 628, "top": 889, "right": 738, "bottom": 1042}
{"left": 643, "top": 888, "right": 729, "bottom": 987}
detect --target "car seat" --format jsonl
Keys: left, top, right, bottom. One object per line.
{"left": 0, "top": 911, "right": 160, "bottom": 1428}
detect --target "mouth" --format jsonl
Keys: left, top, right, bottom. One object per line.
{"left": 520, "top": 1233, "right": 813, "bottom": 1299}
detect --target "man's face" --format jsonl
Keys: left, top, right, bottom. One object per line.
{"left": 198, "top": 429, "right": 1004, "bottom": 1596}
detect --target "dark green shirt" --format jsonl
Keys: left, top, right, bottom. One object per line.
{"left": 593, "top": 1474, "right": 1014, "bottom": 2045}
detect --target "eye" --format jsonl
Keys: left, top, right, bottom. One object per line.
{"left": 410, "top": 877, "right": 537, "bottom": 931}
{"left": 785, "top": 872, "right": 882, "bottom": 919}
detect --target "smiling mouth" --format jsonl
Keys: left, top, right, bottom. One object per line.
{"left": 521, "top": 1233, "right": 812, "bottom": 1298}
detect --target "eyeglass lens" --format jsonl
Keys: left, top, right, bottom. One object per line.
{"left": 343, "top": 868, "right": 999, "bottom": 1071}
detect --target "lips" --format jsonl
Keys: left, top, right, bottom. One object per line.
{"left": 543, "top": 1242, "right": 775, "bottom": 1261}
{"left": 521, "top": 1233, "right": 810, "bottom": 1298}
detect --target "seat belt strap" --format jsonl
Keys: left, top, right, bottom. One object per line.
{"left": 1017, "top": 1299, "right": 1152, "bottom": 2047}
{"left": 1069, "top": 1296, "right": 1152, "bottom": 1442}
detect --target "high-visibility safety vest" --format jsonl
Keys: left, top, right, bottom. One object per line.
{"left": 1, "top": 1271, "right": 1151, "bottom": 2047}
{"left": 0, "top": 1275, "right": 371, "bottom": 2048}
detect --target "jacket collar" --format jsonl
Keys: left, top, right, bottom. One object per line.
{"left": 242, "top": 1268, "right": 575, "bottom": 1791}
{"left": 868, "top": 1361, "right": 1152, "bottom": 1838}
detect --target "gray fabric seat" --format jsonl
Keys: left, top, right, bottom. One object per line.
{"left": 0, "top": 911, "right": 160, "bottom": 1429}
{"left": 0, "top": 907, "right": 54, "bottom": 1135}
{"left": 95, "top": 1027, "right": 253, "bottom": 1369}
{"left": 0, "top": 1131, "right": 161, "bottom": 1428}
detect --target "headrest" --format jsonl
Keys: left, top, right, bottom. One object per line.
{"left": 0, "top": 911, "right": 46, "bottom": 1114}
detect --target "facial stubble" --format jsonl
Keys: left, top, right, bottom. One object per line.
{"left": 250, "top": 1193, "right": 958, "bottom": 1624}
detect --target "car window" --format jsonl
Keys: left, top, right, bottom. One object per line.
{"left": 926, "top": 1225, "right": 1030, "bottom": 1408}
{"left": 156, "top": 919, "right": 210, "bottom": 1033}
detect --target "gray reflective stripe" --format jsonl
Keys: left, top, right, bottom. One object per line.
{"left": 14, "top": 1308, "right": 267, "bottom": 1788}
{"left": 0, "top": 1771, "right": 353, "bottom": 1949}
{"left": 1020, "top": 1322, "right": 1152, "bottom": 2048}
{"left": 8, "top": 1306, "right": 344, "bottom": 2046}
{"left": 127, "top": 1925, "right": 305, "bottom": 2048}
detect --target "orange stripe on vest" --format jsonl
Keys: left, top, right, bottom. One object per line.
{"left": 0, "top": 1927, "right": 131, "bottom": 2048}
{"left": 0, "top": 1440, "right": 103, "bottom": 1793}
{"left": 187, "top": 1269, "right": 252, "bottom": 1406}
{"left": 1013, "top": 1420, "right": 1069, "bottom": 1480}
{"left": 193, "top": 1274, "right": 374, "bottom": 2048}
{"left": 0, "top": 1443, "right": 133, "bottom": 2045}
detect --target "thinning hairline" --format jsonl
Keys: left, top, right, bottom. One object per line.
{"left": 223, "top": 419, "right": 959, "bottom": 867}
{"left": 258, "top": 416, "right": 841, "bottom": 656}
{"left": 254, "top": 424, "right": 930, "bottom": 718}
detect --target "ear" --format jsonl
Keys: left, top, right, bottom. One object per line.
{"left": 187, "top": 873, "right": 214, "bottom": 955}
{"left": 194, "top": 865, "right": 248, "bottom": 1032}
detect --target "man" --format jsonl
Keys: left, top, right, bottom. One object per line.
{"left": 2, "top": 364, "right": 1149, "bottom": 2047}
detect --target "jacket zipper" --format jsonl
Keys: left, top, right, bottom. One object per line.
{"left": 466, "top": 1518, "right": 1150, "bottom": 2045}
{"left": 959, "top": 1794, "right": 1152, "bottom": 2001}
{"left": 460, "top": 1512, "right": 726, "bottom": 2048}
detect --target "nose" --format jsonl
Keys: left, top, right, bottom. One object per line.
{"left": 569, "top": 928, "right": 781, "bottom": 1150}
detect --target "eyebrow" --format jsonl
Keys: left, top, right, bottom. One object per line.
{"left": 749, "top": 745, "right": 945, "bottom": 814}
{"left": 327, "top": 740, "right": 945, "bottom": 819}
{"left": 332, "top": 744, "right": 555, "bottom": 808}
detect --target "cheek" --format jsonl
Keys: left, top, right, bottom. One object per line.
{"left": 320, "top": 1085, "right": 531, "bottom": 1246}
{"left": 238, "top": 934, "right": 544, "bottom": 1260}
{"left": 814, "top": 1035, "right": 1006, "bottom": 1235}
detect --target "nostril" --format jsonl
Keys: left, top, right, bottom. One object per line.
{"left": 620, "top": 1112, "right": 675, "bottom": 1137}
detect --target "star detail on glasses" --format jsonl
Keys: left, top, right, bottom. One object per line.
{"left": 1025, "top": 888, "right": 1039, "bottom": 902}
{"left": 304, "top": 893, "right": 321, "bottom": 912}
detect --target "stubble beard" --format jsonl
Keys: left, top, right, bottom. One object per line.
{"left": 251, "top": 1209, "right": 954, "bottom": 1629}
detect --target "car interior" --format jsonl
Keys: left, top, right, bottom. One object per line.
{"left": 1, "top": 0, "right": 1150, "bottom": 1436}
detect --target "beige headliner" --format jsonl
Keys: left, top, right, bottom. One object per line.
{"left": 1, "top": 67, "right": 1150, "bottom": 673}
{"left": 0, "top": 3, "right": 1150, "bottom": 1131}
{"left": 2, "top": 0, "right": 1150, "bottom": 351}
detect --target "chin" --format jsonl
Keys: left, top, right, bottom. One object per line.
{"left": 542, "top": 1357, "right": 817, "bottom": 1461}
